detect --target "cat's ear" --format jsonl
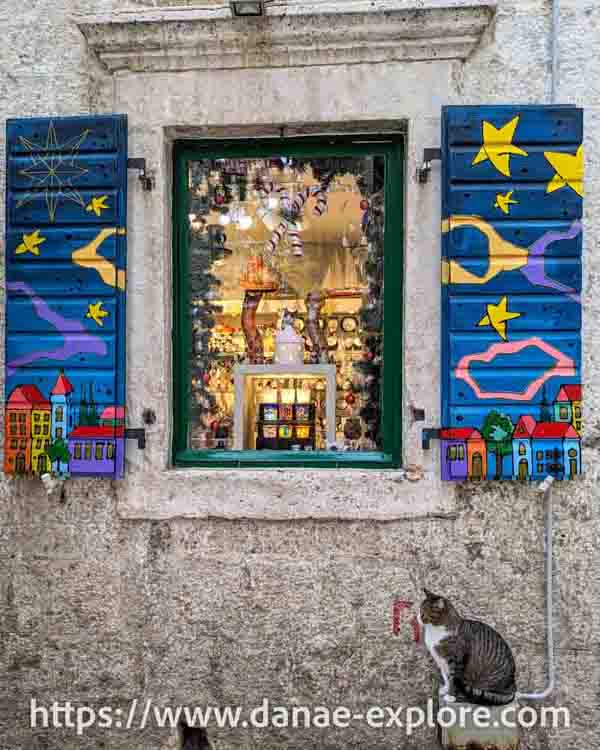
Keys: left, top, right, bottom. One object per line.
{"left": 423, "top": 588, "right": 437, "bottom": 599}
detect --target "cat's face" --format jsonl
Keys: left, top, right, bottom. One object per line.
{"left": 420, "top": 588, "right": 452, "bottom": 626}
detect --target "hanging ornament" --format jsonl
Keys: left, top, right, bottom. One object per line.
{"left": 345, "top": 392, "right": 356, "bottom": 405}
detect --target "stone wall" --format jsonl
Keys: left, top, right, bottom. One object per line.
{"left": 1, "top": 1, "right": 599, "bottom": 748}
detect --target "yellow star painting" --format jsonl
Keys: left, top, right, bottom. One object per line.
{"left": 494, "top": 190, "right": 518, "bottom": 215}
{"left": 86, "top": 195, "right": 109, "bottom": 217}
{"left": 544, "top": 144, "right": 584, "bottom": 197}
{"left": 472, "top": 116, "right": 528, "bottom": 177}
{"left": 16, "top": 230, "right": 46, "bottom": 256}
{"left": 86, "top": 301, "right": 110, "bottom": 327}
{"left": 477, "top": 296, "right": 521, "bottom": 341}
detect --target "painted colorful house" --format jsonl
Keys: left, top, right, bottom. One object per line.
{"left": 100, "top": 406, "right": 125, "bottom": 427}
{"left": 512, "top": 415, "right": 536, "bottom": 480}
{"left": 440, "top": 428, "right": 487, "bottom": 481}
{"left": 554, "top": 385, "right": 582, "bottom": 434}
{"left": 50, "top": 371, "right": 75, "bottom": 441}
{"left": 4, "top": 385, "right": 52, "bottom": 475}
{"left": 67, "top": 425, "right": 125, "bottom": 477}
{"left": 530, "top": 422, "right": 581, "bottom": 480}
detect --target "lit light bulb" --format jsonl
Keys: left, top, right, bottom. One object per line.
{"left": 267, "top": 197, "right": 279, "bottom": 209}
{"left": 188, "top": 213, "right": 197, "bottom": 224}
{"left": 219, "top": 213, "right": 231, "bottom": 226}
{"left": 239, "top": 214, "right": 253, "bottom": 230}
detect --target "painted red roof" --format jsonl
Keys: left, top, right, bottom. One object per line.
{"left": 51, "top": 372, "right": 74, "bottom": 396}
{"left": 513, "top": 415, "right": 536, "bottom": 437}
{"left": 532, "top": 422, "right": 579, "bottom": 439}
{"left": 7, "top": 385, "right": 50, "bottom": 409}
{"left": 68, "top": 426, "right": 124, "bottom": 439}
{"left": 100, "top": 406, "right": 125, "bottom": 420}
{"left": 440, "top": 428, "right": 482, "bottom": 440}
{"left": 556, "top": 385, "right": 582, "bottom": 402}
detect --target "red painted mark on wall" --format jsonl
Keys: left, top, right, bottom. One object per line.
{"left": 392, "top": 599, "right": 421, "bottom": 643}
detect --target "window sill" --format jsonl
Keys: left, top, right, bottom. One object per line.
{"left": 76, "top": 0, "right": 496, "bottom": 74}
{"left": 174, "top": 449, "right": 401, "bottom": 470}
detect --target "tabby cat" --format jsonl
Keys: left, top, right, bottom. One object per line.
{"left": 419, "top": 588, "right": 517, "bottom": 706}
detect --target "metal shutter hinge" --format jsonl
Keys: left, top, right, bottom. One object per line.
{"left": 422, "top": 428, "right": 441, "bottom": 450}
{"left": 127, "top": 158, "right": 154, "bottom": 191}
{"left": 125, "top": 428, "right": 146, "bottom": 449}
{"left": 417, "top": 148, "right": 442, "bottom": 184}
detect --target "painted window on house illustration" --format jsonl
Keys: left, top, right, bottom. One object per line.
{"left": 173, "top": 137, "right": 403, "bottom": 468}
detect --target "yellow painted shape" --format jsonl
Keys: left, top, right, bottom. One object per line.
{"left": 86, "top": 301, "right": 109, "bottom": 327}
{"left": 86, "top": 195, "right": 109, "bottom": 217}
{"left": 477, "top": 295, "right": 521, "bottom": 340}
{"left": 544, "top": 144, "right": 584, "bottom": 197}
{"left": 71, "top": 227, "right": 126, "bottom": 291}
{"left": 494, "top": 190, "right": 518, "bottom": 215}
{"left": 16, "top": 229, "right": 46, "bottom": 256}
{"left": 472, "top": 116, "right": 528, "bottom": 177}
{"left": 442, "top": 215, "right": 528, "bottom": 285}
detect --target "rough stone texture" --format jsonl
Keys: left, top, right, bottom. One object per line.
{"left": 1, "top": 1, "right": 599, "bottom": 749}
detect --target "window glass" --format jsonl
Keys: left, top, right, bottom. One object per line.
{"left": 184, "top": 154, "right": 385, "bottom": 454}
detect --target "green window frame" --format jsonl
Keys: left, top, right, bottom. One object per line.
{"left": 172, "top": 135, "right": 404, "bottom": 469}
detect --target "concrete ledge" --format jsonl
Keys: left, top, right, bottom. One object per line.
{"left": 76, "top": 0, "right": 496, "bottom": 73}
{"left": 439, "top": 701, "right": 521, "bottom": 750}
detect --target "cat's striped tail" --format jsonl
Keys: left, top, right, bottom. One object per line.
{"left": 462, "top": 684, "right": 516, "bottom": 706}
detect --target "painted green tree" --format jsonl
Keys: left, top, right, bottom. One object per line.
{"left": 481, "top": 411, "right": 514, "bottom": 479}
{"left": 46, "top": 438, "right": 71, "bottom": 474}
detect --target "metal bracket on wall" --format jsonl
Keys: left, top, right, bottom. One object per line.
{"left": 422, "top": 428, "right": 441, "bottom": 450}
{"left": 125, "top": 428, "right": 146, "bottom": 449}
{"left": 127, "top": 158, "right": 153, "bottom": 191}
{"left": 417, "top": 148, "right": 442, "bottom": 184}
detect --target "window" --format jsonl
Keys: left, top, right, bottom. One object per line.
{"left": 9, "top": 413, "right": 16, "bottom": 422}
{"left": 568, "top": 448, "right": 577, "bottom": 458}
{"left": 536, "top": 450, "right": 543, "bottom": 460}
{"left": 107, "top": 442, "right": 115, "bottom": 460}
{"left": 10, "top": 439, "right": 17, "bottom": 449}
{"left": 55, "top": 407, "right": 63, "bottom": 422}
{"left": 95, "top": 442, "right": 105, "bottom": 460}
{"left": 33, "top": 425, "right": 41, "bottom": 435}
{"left": 74, "top": 443, "right": 82, "bottom": 460}
{"left": 574, "top": 406, "right": 581, "bottom": 418}
{"left": 33, "top": 413, "right": 40, "bottom": 422}
{"left": 18, "top": 414, "right": 26, "bottom": 422}
{"left": 9, "top": 424, "right": 17, "bottom": 436}
{"left": 42, "top": 424, "right": 49, "bottom": 436}
{"left": 457, "top": 445, "right": 465, "bottom": 460}
{"left": 44, "top": 413, "right": 50, "bottom": 422}
{"left": 447, "top": 445, "right": 458, "bottom": 461}
{"left": 36, "top": 439, "right": 42, "bottom": 449}
{"left": 545, "top": 450, "right": 553, "bottom": 459}
{"left": 56, "top": 427, "right": 63, "bottom": 439}
{"left": 173, "top": 137, "right": 403, "bottom": 468}
{"left": 84, "top": 443, "right": 92, "bottom": 460}
{"left": 519, "top": 442, "right": 526, "bottom": 455}
{"left": 537, "top": 463, "right": 544, "bottom": 472}
{"left": 559, "top": 406, "right": 569, "bottom": 419}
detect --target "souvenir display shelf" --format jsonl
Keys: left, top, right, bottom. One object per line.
{"left": 233, "top": 364, "right": 336, "bottom": 450}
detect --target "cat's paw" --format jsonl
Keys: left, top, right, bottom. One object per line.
{"left": 443, "top": 694, "right": 457, "bottom": 704}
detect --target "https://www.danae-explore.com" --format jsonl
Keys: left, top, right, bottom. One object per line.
{"left": 30, "top": 698, "right": 571, "bottom": 736}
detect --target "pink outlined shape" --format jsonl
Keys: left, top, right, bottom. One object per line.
{"left": 455, "top": 337, "right": 576, "bottom": 401}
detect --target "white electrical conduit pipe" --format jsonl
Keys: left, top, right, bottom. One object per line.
{"left": 551, "top": 0, "right": 560, "bottom": 103}
{"left": 516, "top": 475, "right": 556, "bottom": 701}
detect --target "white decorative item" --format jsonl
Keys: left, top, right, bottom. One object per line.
{"left": 274, "top": 323, "right": 304, "bottom": 365}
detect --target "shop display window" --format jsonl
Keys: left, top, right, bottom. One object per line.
{"left": 173, "top": 138, "right": 403, "bottom": 467}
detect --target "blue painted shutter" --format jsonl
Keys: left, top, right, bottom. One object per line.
{"left": 4, "top": 115, "right": 127, "bottom": 479}
{"left": 441, "top": 106, "right": 583, "bottom": 481}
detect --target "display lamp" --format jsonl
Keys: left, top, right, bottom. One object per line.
{"left": 230, "top": 1, "right": 267, "bottom": 17}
